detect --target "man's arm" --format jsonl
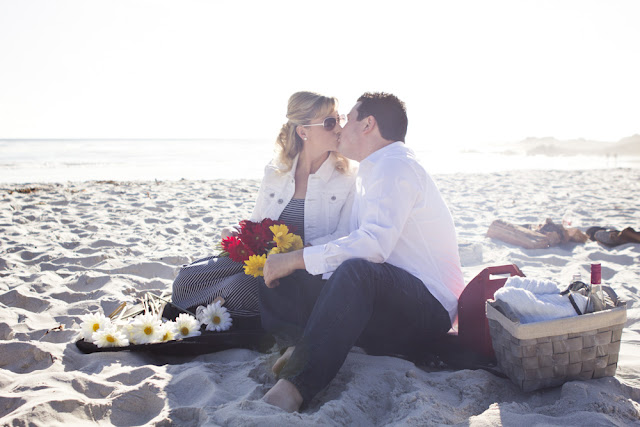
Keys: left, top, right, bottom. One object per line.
{"left": 304, "top": 159, "right": 420, "bottom": 276}
{"left": 263, "top": 250, "right": 305, "bottom": 288}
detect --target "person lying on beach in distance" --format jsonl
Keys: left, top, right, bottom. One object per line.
{"left": 168, "top": 91, "right": 357, "bottom": 324}
{"left": 258, "top": 92, "right": 466, "bottom": 412}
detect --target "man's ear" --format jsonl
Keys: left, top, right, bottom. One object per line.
{"left": 362, "top": 116, "right": 376, "bottom": 135}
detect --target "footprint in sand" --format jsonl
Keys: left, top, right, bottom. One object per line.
{"left": 107, "top": 367, "right": 156, "bottom": 386}
{"left": 17, "top": 250, "right": 51, "bottom": 264}
{"left": 109, "top": 382, "right": 165, "bottom": 426}
{"left": 59, "top": 241, "right": 81, "bottom": 249}
{"left": 0, "top": 257, "right": 12, "bottom": 271}
{"left": 0, "top": 322, "right": 15, "bottom": 340}
{"left": 65, "top": 272, "right": 112, "bottom": 292}
{"left": 71, "top": 376, "right": 115, "bottom": 399}
{"left": 47, "top": 399, "right": 110, "bottom": 420}
{"left": 38, "top": 328, "right": 78, "bottom": 344}
{"left": 0, "top": 396, "right": 27, "bottom": 419}
{"left": 0, "top": 289, "right": 51, "bottom": 313}
{"left": 164, "top": 369, "right": 225, "bottom": 407}
{"left": 162, "top": 407, "right": 210, "bottom": 426}
{"left": 0, "top": 342, "right": 53, "bottom": 374}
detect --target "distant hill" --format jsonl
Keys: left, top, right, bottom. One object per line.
{"left": 511, "top": 134, "right": 640, "bottom": 156}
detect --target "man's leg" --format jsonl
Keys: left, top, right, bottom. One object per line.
{"left": 259, "top": 270, "right": 326, "bottom": 411}
{"left": 278, "top": 259, "right": 451, "bottom": 405}
{"left": 258, "top": 269, "right": 326, "bottom": 348}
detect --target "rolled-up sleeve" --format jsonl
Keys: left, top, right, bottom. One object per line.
{"left": 303, "top": 244, "right": 329, "bottom": 275}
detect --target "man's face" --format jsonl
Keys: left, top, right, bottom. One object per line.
{"left": 337, "top": 102, "right": 362, "bottom": 161}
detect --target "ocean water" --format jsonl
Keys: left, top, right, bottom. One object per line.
{"left": 0, "top": 139, "right": 273, "bottom": 183}
{"left": 1, "top": 139, "right": 638, "bottom": 184}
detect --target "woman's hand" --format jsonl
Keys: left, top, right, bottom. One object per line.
{"left": 221, "top": 226, "right": 239, "bottom": 240}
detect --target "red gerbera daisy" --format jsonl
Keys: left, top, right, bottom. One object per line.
{"left": 225, "top": 238, "right": 254, "bottom": 262}
{"left": 221, "top": 236, "right": 239, "bottom": 253}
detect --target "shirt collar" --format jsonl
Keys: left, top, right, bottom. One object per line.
{"left": 271, "top": 152, "right": 338, "bottom": 183}
{"left": 359, "top": 141, "right": 405, "bottom": 169}
{"left": 314, "top": 152, "right": 338, "bottom": 183}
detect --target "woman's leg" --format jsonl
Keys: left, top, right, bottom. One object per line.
{"left": 171, "top": 256, "right": 246, "bottom": 313}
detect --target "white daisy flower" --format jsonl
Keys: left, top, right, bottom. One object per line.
{"left": 129, "top": 313, "right": 163, "bottom": 344}
{"left": 92, "top": 325, "right": 129, "bottom": 348}
{"left": 80, "top": 312, "right": 112, "bottom": 341}
{"left": 158, "top": 321, "right": 178, "bottom": 342}
{"left": 120, "top": 321, "right": 135, "bottom": 343}
{"left": 174, "top": 313, "right": 201, "bottom": 339}
{"left": 197, "top": 301, "right": 232, "bottom": 332}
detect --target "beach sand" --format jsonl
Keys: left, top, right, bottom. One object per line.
{"left": 1, "top": 169, "right": 639, "bottom": 425}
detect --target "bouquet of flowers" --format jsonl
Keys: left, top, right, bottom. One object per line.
{"left": 78, "top": 298, "right": 232, "bottom": 348}
{"left": 220, "top": 219, "right": 303, "bottom": 277}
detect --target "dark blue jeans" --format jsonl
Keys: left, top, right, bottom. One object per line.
{"left": 258, "top": 258, "right": 451, "bottom": 404}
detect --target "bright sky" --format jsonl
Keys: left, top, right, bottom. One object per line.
{"left": 0, "top": 0, "right": 638, "bottom": 150}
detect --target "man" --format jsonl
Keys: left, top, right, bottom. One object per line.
{"left": 258, "top": 92, "right": 465, "bottom": 412}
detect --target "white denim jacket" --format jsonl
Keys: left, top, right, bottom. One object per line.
{"left": 249, "top": 152, "right": 357, "bottom": 246}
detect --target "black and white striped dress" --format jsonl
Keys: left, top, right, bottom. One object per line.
{"left": 171, "top": 199, "right": 305, "bottom": 317}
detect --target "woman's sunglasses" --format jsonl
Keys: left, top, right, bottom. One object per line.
{"left": 301, "top": 114, "right": 347, "bottom": 131}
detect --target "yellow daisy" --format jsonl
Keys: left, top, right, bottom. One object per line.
{"left": 270, "top": 224, "right": 294, "bottom": 250}
{"left": 244, "top": 254, "right": 266, "bottom": 277}
{"left": 269, "top": 223, "right": 289, "bottom": 236}
{"left": 268, "top": 246, "right": 281, "bottom": 255}
{"left": 290, "top": 234, "right": 304, "bottom": 251}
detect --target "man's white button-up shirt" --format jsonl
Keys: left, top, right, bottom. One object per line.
{"left": 303, "top": 142, "right": 464, "bottom": 323}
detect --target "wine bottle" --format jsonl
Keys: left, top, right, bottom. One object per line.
{"left": 591, "top": 263, "right": 604, "bottom": 307}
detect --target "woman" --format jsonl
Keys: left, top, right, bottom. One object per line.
{"left": 169, "top": 91, "right": 356, "bottom": 323}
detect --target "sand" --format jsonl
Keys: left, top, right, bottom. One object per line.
{"left": 1, "top": 169, "right": 639, "bottom": 426}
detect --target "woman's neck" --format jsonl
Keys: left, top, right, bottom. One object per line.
{"left": 296, "top": 149, "right": 330, "bottom": 175}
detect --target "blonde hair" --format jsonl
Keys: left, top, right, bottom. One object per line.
{"left": 275, "top": 91, "right": 350, "bottom": 173}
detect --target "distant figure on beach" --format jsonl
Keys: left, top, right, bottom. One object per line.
{"left": 169, "top": 91, "right": 356, "bottom": 321}
{"left": 258, "top": 92, "right": 465, "bottom": 412}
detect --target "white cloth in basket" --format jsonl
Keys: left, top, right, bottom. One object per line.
{"left": 494, "top": 276, "right": 588, "bottom": 324}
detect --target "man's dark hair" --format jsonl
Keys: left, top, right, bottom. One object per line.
{"left": 356, "top": 92, "right": 408, "bottom": 142}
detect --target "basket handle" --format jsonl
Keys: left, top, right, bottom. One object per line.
{"left": 486, "top": 264, "right": 525, "bottom": 278}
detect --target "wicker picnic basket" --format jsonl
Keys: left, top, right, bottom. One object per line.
{"left": 486, "top": 294, "right": 627, "bottom": 392}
